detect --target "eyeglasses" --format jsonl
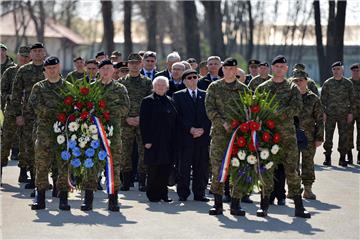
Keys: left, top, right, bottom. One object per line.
{"left": 187, "top": 60, "right": 196, "bottom": 64}
{"left": 186, "top": 75, "right": 198, "bottom": 80}
{"left": 236, "top": 75, "right": 241, "bottom": 78}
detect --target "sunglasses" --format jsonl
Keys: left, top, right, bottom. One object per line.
{"left": 186, "top": 75, "right": 198, "bottom": 80}
{"left": 236, "top": 75, "right": 241, "bottom": 78}
{"left": 188, "top": 60, "right": 196, "bottom": 64}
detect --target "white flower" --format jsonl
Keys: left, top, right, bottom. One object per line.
{"left": 68, "top": 122, "right": 79, "bottom": 132}
{"left": 247, "top": 155, "right": 257, "bottom": 165}
{"left": 82, "top": 123, "right": 89, "bottom": 129}
{"left": 237, "top": 150, "right": 246, "bottom": 160}
{"left": 107, "top": 125, "right": 114, "bottom": 137}
{"left": 71, "top": 134, "right": 77, "bottom": 141}
{"left": 57, "top": 135, "right": 65, "bottom": 144}
{"left": 79, "top": 141, "right": 86, "bottom": 148}
{"left": 91, "top": 134, "right": 98, "bottom": 140}
{"left": 53, "top": 122, "right": 61, "bottom": 133}
{"left": 78, "top": 137, "right": 85, "bottom": 143}
{"left": 84, "top": 136, "right": 90, "bottom": 142}
{"left": 260, "top": 149, "right": 270, "bottom": 160}
{"left": 231, "top": 157, "right": 240, "bottom": 167}
{"left": 265, "top": 161, "right": 274, "bottom": 170}
{"left": 271, "top": 145, "right": 280, "bottom": 155}
{"left": 89, "top": 125, "right": 98, "bottom": 134}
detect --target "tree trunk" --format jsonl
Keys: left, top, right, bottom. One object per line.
{"left": 245, "top": 0, "right": 254, "bottom": 61}
{"left": 27, "top": 1, "right": 45, "bottom": 43}
{"left": 314, "top": 0, "right": 328, "bottom": 84}
{"left": 183, "top": 0, "right": 201, "bottom": 61}
{"left": 123, "top": 0, "right": 133, "bottom": 59}
{"left": 333, "top": 1, "right": 347, "bottom": 63}
{"left": 101, "top": 0, "right": 114, "bottom": 54}
{"left": 146, "top": 1, "right": 157, "bottom": 51}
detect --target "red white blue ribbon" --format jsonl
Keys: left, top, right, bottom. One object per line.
{"left": 218, "top": 126, "right": 240, "bottom": 183}
{"left": 92, "top": 116, "right": 115, "bottom": 194}
{"left": 251, "top": 130, "right": 258, "bottom": 150}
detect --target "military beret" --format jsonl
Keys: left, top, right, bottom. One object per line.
{"left": 271, "top": 55, "right": 287, "bottom": 65}
{"left": 31, "top": 42, "right": 44, "bottom": 50}
{"left": 98, "top": 59, "right": 113, "bottom": 69}
{"left": 182, "top": 69, "right": 198, "bottom": 80}
{"left": 291, "top": 69, "right": 308, "bottom": 79}
{"left": 259, "top": 61, "right": 269, "bottom": 67}
{"left": 350, "top": 63, "right": 360, "bottom": 70}
{"left": 143, "top": 51, "right": 157, "bottom": 59}
{"left": 113, "top": 61, "right": 128, "bottom": 69}
{"left": 85, "top": 59, "right": 98, "bottom": 65}
{"left": 110, "top": 51, "right": 122, "bottom": 58}
{"left": 0, "top": 43, "right": 7, "bottom": 50}
{"left": 223, "top": 57, "right": 238, "bottom": 67}
{"left": 293, "top": 63, "right": 306, "bottom": 70}
{"left": 73, "top": 56, "right": 84, "bottom": 62}
{"left": 95, "top": 51, "right": 105, "bottom": 58}
{"left": 331, "top": 61, "right": 343, "bottom": 68}
{"left": 44, "top": 56, "right": 60, "bottom": 66}
{"left": 248, "top": 59, "right": 260, "bottom": 65}
{"left": 17, "top": 46, "right": 31, "bottom": 56}
{"left": 187, "top": 58, "right": 197, "bottom": 64}
{"left": 128, "top": 53, "right": 142, "bottom": 62}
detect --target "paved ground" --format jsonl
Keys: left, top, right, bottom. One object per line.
{"left": 1, "top": 130, "right": 359, "bottom": 239}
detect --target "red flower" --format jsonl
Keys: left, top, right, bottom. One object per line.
{"left": 249, "top": 121, "right": 261, "bottom": 131}
{"left": 68, "top": 114, "right": 76, "bottom": 122}
{"left": 251, "top": 105, "right": 261, "bottom": 113}
{"left": 103, "top": 111, "right": 110, "bottom": 121}
{"left": 64, "top": 96, "right": 73, "bottom": 106}
{"left": 248, "top": 140, "right": 257, "bottom": 152}
{"left": 239, "top": 122, "right": 249, "bottom": 133}
{"left": 237, "top": 136, "right": 247, "bottom": 148}
{"left": 80, "top": 111, "right": 89, "bottom": 121}
{"left": 231, "top": 145, "right": 239, "bottom": 156}
{"left": 80, "top": 87, "right": 90, "bottom": 95}
{"left": 57, "top": 112, "right": 66, "bottom": 123}
{"left": 266, "top": 119, "right": 275, "bottom": 129}
{"left": 262, "top": 132, "right": 271, "bottom": 142}
{"left": 86, "top": 101, "right": 94, "bottom": 109}
{"left": 75, "top": 102, "right": 83, "bottom": 110}
{"left": 98, "top": 99, "right": 106, "bottom": 109}
{"left": 273, "top": 133, "right": 281, "bottom": 143}
{"left": 231, "top": 120, "right": 240, "bottom": 129}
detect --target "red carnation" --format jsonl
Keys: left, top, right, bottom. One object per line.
{"left": 64, "top": 96, "right": 74, "bottom": 106}
{"left": 57, "top": 112, "right": 66, "bottom": 123}
{"left": 103, "top": 111, "right": 110, "bottom": 121}
{"left": 68, "top": 114, "right": 76, "bottom": 122}
{"left": 74, "top": 102, "right": 84, "bottom": 110}
{"left": 239, "top": 122, "right": 249, "bottom": 133}
{"left": 86, "top": 101, "right": 94, "bottom": 109}
{"left": 98, "top": 99, "right": 106, "bottom": 109}
{"left": 266, "top": 119, "right": 275, "bottom": 129}
{"left": 262, "top": 132, "right": 271, "bottom": 142}
{"left": 251, "top": 105, "right": 261, "bottom": 113}
{"left": 237, "top": 136, "right": 247, "bottom": 148}
{"left": 231, "top": 120, "right": 240, "bottom": 129}
{"left": 232, "top": 145, "right": 239, "bottom": 156}
{"left": 80, "top": 111, "right": 89, "bottom": 121}
{"left": 249, "top": 121, "right": 261, "bottom": 131}
{"left": 273, "top": 133, "right": 281, "bottom": 143}
{"left": 248, "top": 140, "right": 257, "bottom": 152}
{"left": 80, "top": 87, "right": 90, "bottom": 96}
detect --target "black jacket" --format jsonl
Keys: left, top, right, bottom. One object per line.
{"left": 197, "top": 73, "right": 219, "bottom": 91}
{"left": 155, "top": 69, "right": 171, "bottom": 80}
{"left": 167, "top": 80, "right": 186, "bottom": 97}
{"left": 140, "top": 68, "right": 158, "bottom": 80}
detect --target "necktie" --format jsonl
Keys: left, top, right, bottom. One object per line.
{"left": 191, "top": 90, "right": 197, "bottom": 102}
{"left": 146, "top": 72, "right": 151, "bottom": 78}
{"left": 212, "top": 77, "right": 218, "bottom": 81}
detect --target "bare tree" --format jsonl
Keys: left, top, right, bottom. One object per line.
{"left": 183, "top": 0, "right": 201, "bottom": 61}
{"left": 26, "top": 0, "right": 45, "bottom": 43}
{"left": 245, "top": 0, "right": 254, "bottom": 61}
{"left": 101, "top": 0, "right": 115, "bottom": 54}
{"left": 123, "top": 0, "right": 133, "bottom": 58}
{"left": 146, "top": 1, "right": 157, "bottom": 51}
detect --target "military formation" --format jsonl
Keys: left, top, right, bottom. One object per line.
{"left": 1, "top": 42, "right": 359, "bottom": 219}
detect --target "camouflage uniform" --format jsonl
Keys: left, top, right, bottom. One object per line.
{"left": 248, "top": 74, "right": 272, "bottom": 92}
{"left": 10, "top": 62, "right": 45, "bottom": 173}
{"left": 320, "top": 77, "right": 354, "bottom": 155}
{"left": 28, "top": 79, "right": 70, "bottom": 190}
{"left": 255, "top": 78, "right": 303, "bottom": 197}
{"left": 289, "top": 77, "right": 319, "bottom": 96}
{"left": 348, "top": 77, "right": 360, "bottom": 152}
{"left": 0, "top": 56, "right": 16, "bottom": 76}
{"left": 119, "top": 74, "right": 152, "bottom": 175}
{"left": 65, "top": 70, "right": 85, "bottom": 83}
{"left": 205, "top": 79, "right": 249, "bottom": 199}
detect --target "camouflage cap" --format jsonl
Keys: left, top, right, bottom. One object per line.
{"left": 292, "top": 69, "right": 308, "bottom": 80}
{"left": 128, "top": 53, "right": 142, "bottom": 62}
{"left": 248, "top": 59, "right": 260, "bottom": 66}
{"left": 110, "top": 51, "right": 122, "bottom": 58}
{"left": 18, "top": 46, "right": 31, "bottom": 56}
{"left": 0, "top": 43, "right": 7, "bottom": 50}
{"left": 293, "top": 63, "right": 306, "bottom": 70}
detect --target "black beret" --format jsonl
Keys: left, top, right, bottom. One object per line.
{"left": 248, "top": 59, "right": 260, "bottom": 65}
{"left": 95, "top": 51, "right": 105, "bottom": 58}
{"left": 98, "top": 59, "right": 113, "bottom": 69}
{"left": 30, "top": 42, "right": 44, "bottom": 50}
{"left": 114, "top": 61, "right": 128, "bottom": 69}
{"left": 271, "top": 55, "right": 287, "bottom": 65}
{"left": 85, "top": 59, "right": 98, "bottom": 65}
{"left": 223, "top": 57, "right": 238, "bottom": 67}
{"left": 350, "top": 63, "right": 360, "bottom": 70}
{"left": 331, "top": 61, "right": 343, "bottom": 68}
{"left": 259, "top": 61, "right": 269, "bottom": 67}
{"left": 73, "top": 56, "right": 84, "bottom": 62}
{"left": 43, "top": 56, "right": 60, "bottom": 66}
{"left": 182, "top": 69, "right": 198, "bottom": 80}
{"left": 293, "top": 63, "right": 306, "bottom": 70}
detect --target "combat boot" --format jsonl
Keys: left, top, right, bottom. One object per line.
{"left": 138, "top": 173, "right": 147, "bottom": 192}
{"left": 52, "top": 177, "right": 58, "bottom": 198}
{"left": 18, "top": 167, "right": 29, "bottom": 183}
{"left": 59, "top": 191, "right": 71, "bottom": 211}
{"left": 120, "top": 171, "right": 131, "bottom": 191}
{"left": 31, "top": 189, "right": 46, "bottom": 210}
{"left": 223, "top": 178, "right": 231, "bottom": 203}
{"left": 209, "top": 194, "right": 223, "bottom": 215}
{"left": 24, "top": 170, "right": 35, "bottom": 189}
{"left": 230, "top": 198, "right": 246, "bottom": 216}
{"left": 257, "top": 195, "right": 270, "bottom": 217}
{"left": 108, "top": 191, "right": 120, "bottom": 212}
{"left": 323, "top": 154, "right": 331, "bottom": 166}
{"left": 294, "top": 195, "right": 311, "bottom": 218}
{"left": 10, "top": 147, "right": 19, "bottom": 161}
{"left": 347, "top": 151, "right": 353, "bottom": 165}
{"left": 241, "top": 194, "right": 253, "bottom": 203}
{"left": 81, "top": 190, "right": 94, "bottom": 211}
{"left": 303, "top": 185, "right": 316, "bottom": 200}
{"left": 339, "top": 154, "right": 347, "bottom": 167}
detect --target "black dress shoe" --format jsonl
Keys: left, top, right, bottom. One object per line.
{"left": 161, "top": 197, "right": 173, "bottom": 202}
{"left": 178, "top": 197, "right": 187, "bottom": 202}
{"left": 194, "top": 196, "right": 210, "bottom": 202}
{"left": 241, "top": 195, "right": 253, "bottom": 203}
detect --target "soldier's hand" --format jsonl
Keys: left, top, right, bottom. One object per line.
{"left": 223, "top": 122, "right": 230, "bottom": 132}
{"left": 126, "top": 117, "right": 136, "bottom": 126}
{"left": 323, "top": 113, "right": 327, "bottom": 123}
{"left": 315, "top": 141, "right": 323, "bottom": 148}
{"left": 133, "top": 116, "right": 140, "bottom": 126}
{"left": 144, "top": 143, "right": 152, "bottom": 149}
{"left": 347, "top": 113, "right": 353, "bottom": 123}
{"left": 16, "top": 116, "right": 25, "bottom": 126}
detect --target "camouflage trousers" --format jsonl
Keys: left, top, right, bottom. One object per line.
{"left": 111, "top": 139, "right": 122, "bottom": 190}
{"left": 19, "top": 117, "right": 35, "bottom": 172}
{"left": 324, "top": 115, "right": 349, "bottom": 155}
{"left": 1, "top": 113, "right": 20, "bottom": 166}
{"left": 299, "top": 140, "right": 316, "bottom": 186}
{"left": 348, "top": 114, "right": 360, "bottom": 150}
{"left": 119, "top": 125, "right": 146, "bottom": 174}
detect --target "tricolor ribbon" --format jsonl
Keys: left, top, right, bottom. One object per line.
{"left": 218, "top": 126, "right": 240, "bottom": 183}
{"left": 251, "top": 130, "right": 258, "bottom": 150}
{"left": 92, "top": 116, "right": 115, "bottom": 194}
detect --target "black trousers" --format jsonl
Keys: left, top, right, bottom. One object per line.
{"left": 146, "top": 164, "right": 171, "bottom": 201}
{"left": 270, "top": 163, "right": 286, "bottom": 201}
{"left": 176, "top": 144, "right": 209, "bottom": 199}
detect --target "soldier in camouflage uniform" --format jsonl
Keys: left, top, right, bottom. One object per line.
{"left": 0, "top": 43, "right": 16, "bottom": 76}
{"left": 248, "top": 61, "right": 272, "bottom": 91}
{"left": 205, "top": 57, "right": 249, "bottom": 216}
{"left": 320, "top": 61, "right": 354, "bottom": 167}
{"left": 292, "top": 69, "right": 324, "bottom": 200}
{"left": 10, "top": 42, "right": 46, "bottom": 190}
{"left": 29, "top": 56, "right": 72, "bottom": 210}
{"left": 1, "top": 46, "right": 31, "bottom": 183}
{"left": 291, "top": 63, "right": 319, "bottom": 96}
{"left": 255, "top": 55, "right": 310, "bottom": 218}
{"left": 347, "top": 63, "right": 360, "bottom": 165}
{"left": 65, "top": 56, "right": 86, "bottom": 82}
{"left": 119, "top": 53, "right": 152, "bottom": 192}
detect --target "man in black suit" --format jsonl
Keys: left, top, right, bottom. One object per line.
{"left": 173, "top": 69, "right": 211, "bottom": 202}
{"left": 197, "top": 56, "right": 222, "bottom": 91}
{"left": 244, "top": 59, "right": 260, "bottom": 85}
{"left": 155, "top": 51, "right": 181, "bottom": 80}
{"left": 140, "top": 51, "right": 158, "bottom": 80}
{"left": 167, "top": 62, "right": 186, "bottom": 97}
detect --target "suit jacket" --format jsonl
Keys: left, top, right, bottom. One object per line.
{"left": 155, "top": 69, "right": 171, "bottom": 80}
{"left": 197, "top": 73, "right": 219, "bottom": 91}
{"left": 140, "top": 68, "right": 158, "bottom": 81}
{"left": 173, "top": 88, "right": 211, "bottom": 146}
{"left": 167, "top": 80, "right": 186, "bottom": 97}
